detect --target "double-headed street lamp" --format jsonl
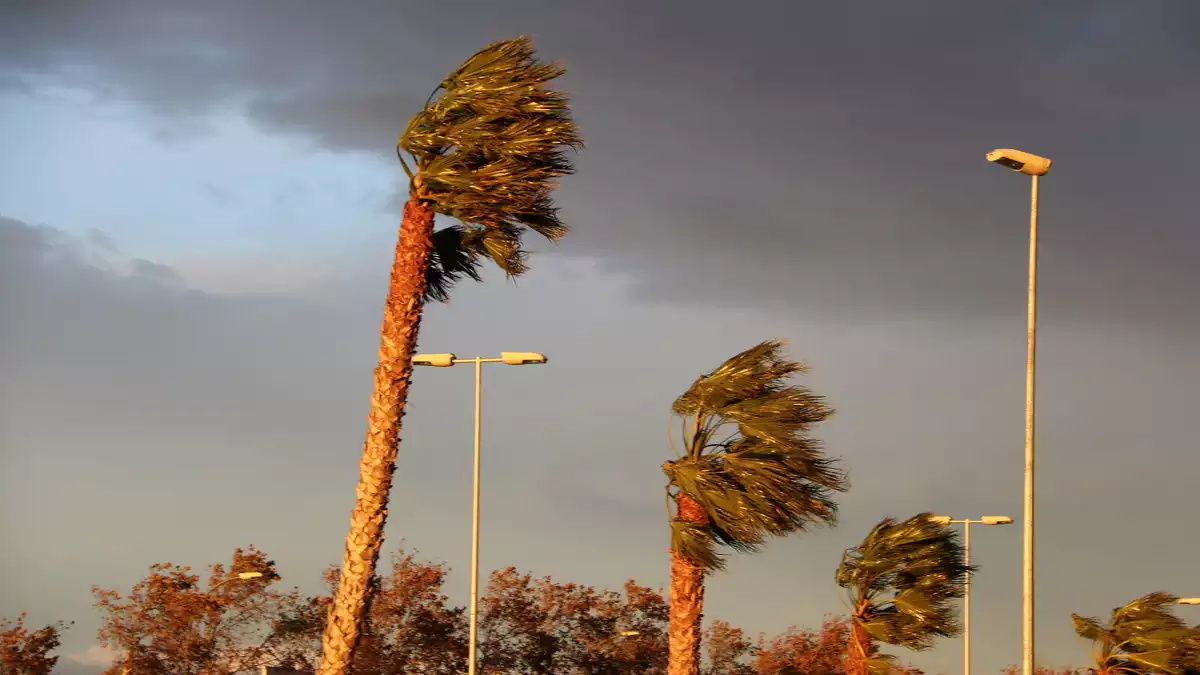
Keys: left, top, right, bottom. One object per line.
{"left": 986, "top": 148, "right": 1053, "bottom": 675}
{"left": 412, "top": 351, "right": 548, "bottom": 675}
{"left": 932, "top": 515, "right": 1013, "bottom": 675}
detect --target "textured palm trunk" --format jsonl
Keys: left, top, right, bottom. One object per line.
{"left": 316, "top": 199, "right": 436, "bottom": 675}
{"left": 667, "top": 494, "right": 708, "bottom": 675}
{"left": 845, "top": 617, "right": 872, "bottom": 675}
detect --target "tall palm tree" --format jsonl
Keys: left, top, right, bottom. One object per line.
{"left": 662, "top": 340, "right": 847, "bottom": 675}
{"left": 836, "top": 513, "right": 973, "bottom": 675}
{"left": 1072, "top": 592, "right": 1194, "bottom": 675}
{"left": 317, "top": 37, "right": 582, "bottom": 675}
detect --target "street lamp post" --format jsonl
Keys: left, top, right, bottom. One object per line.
{"left": 986, "top": 148, "right": 1052, "bottom": 675}
{"left": 932, "top": 515, "right": 1013, "bottom": 675}
{"left": 412, "top": 351, "right": 548, "bottom": 675}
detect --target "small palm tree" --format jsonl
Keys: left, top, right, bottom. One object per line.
{"left": 318, "top": 36, "right": 581, "bottom": 675}
{"left": 836, "top": 513, "right": 973, "bottom": 675}
{"left": 1072, "top": 592, "right": 1194, "bottom": 675}
{"left": 662, "top": 340, "right": 847, "bottom": 675}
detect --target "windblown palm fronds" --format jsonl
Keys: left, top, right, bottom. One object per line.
{"left": 1072, "top": 593, "right": 1194, "bottom": 675}
{"left": 397, "top": 36, "right": 583, "bottom": 300}
{"left": 663, "top": 340, "right": 845, "bottom": 675}
{"left": 663, "top": 340, "right": 846, "bottom": 571}
{"left": 837, "top": 513, "right": 974, "bottom": 675}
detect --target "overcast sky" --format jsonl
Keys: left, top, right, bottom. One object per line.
{"left": 2, "top": 2, "right": 1198, "bottom": 673}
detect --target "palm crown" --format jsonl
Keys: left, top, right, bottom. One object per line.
{"left": 837, "top": 513, "right": 973, "bottom": 654}
{"left": 396, "top": 36, "right": 583, "bottom": 301}
{"left": 662, "top": 340, "right": 846, "bottom": 571}
{"left": 1072, "top": 593, "right": 1195, "bottom": 675}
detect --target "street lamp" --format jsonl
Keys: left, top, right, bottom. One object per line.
{"left": 932, "top": 515, "right": 1013, "bottom": 675}
{"left": 986, "top": 147, "right": 1052, "bottom": 675}
{"left": 209, "top": 571, "right": 264, "bottom": 592}
{"left": 413, "top": 351, "right": 548, "bottom": 675}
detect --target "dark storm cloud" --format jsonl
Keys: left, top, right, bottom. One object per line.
{"left": 3, "top": 1, "right": 1198, "bottom": 326}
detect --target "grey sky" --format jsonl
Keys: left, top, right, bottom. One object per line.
{"left": 2, "top": 2, "right": 1198, "bottom": 673}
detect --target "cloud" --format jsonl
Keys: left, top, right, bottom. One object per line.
{"left": 3, "top": 2, "right": 1199, "bottom": 325}
{"left": 68, "top": 644, "right": 117, "bottom": 667}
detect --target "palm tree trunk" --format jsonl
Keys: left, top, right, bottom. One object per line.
{"left": 667, "top": 494, "right": 708, "bottom": 675}
{"left": 845, "top": 618, "right": 872, "bottom": 675}
{"left": 316, "top": 199, "right": 437, "bottom": 675}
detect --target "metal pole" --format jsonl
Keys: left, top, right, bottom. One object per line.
{"left": 963, "top": 521, "right": 972, "bottom": 675}
{"left": 1021, "top": 174, "right": 1039, "bottom": 675}
{"left": 467, "top": 356, "right": 483, "bottom": 675}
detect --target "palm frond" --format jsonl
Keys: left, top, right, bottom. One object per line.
{"left": 1072, "top": 614, "right": 1108, "bottom": 643}
{"left": 1073, "top": 593, "right": 1192, "bottom": 675}
{"left": 670, "top": 520, "right": 724, "bottom": 572}
{"left": 424, "top": 225, "right": 484, "bottom": 302}
{"left": 839, "top": 513, "right": 975, "bottom": 652}
{"left": 398, "top": 35, "right": 581, "bottom": 291}
{"left": 1173, "top": 626, "right": 1200, "bottom": 674}
{"left": 663, "top": 341, "right": 846, "bottom": 571}
{"left": 866, "top": 654, "right": 897, "bottom": 675}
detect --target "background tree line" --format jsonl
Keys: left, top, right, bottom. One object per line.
{"left": 2, "top": 545, "right": 924, "bottom": 675}
{"left": 5, "top": 544, "right": 1198, "bottom": 674}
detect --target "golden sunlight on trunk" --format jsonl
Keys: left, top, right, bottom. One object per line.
{"left": 845, "top": 617, "right": 873, "bottom": 675}
{"left": 316, "top": 200, "right": 436, "bottom": 675}
{"left": 667, "top": 494, "right": 708, "bottom": 675}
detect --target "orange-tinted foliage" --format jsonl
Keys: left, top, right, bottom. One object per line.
{"left": 0, "top": 612, "right": 70, "bottom": 675}
{"left": 478, "top": 566, "right": 670, "bottom": 674}
{"left": 92, "top": 546, "right": 294, "bottom": 675}
{"left": 83, "top": 545, "right": 1053, "bottom": 675}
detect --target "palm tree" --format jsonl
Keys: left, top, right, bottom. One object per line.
{"left": 1072, "top": 592, "right": 1194, "bottom": 675}
{"left": 662, "top": 340, "right": 847, "bottom": 675}
{"left": 317, "top": 36, "right": 582, "bottom": 675}
{"left": 836, "top": 513, "right": 973, "bottom": 675}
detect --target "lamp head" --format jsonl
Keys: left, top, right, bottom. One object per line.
{"left": 930, "top": 515, "right": 953, "bottom": 526}
{"left": 413, "top": 353, "right": 457, "bottom": 367}
{"left": 501, "top": 351, "right": 547, "bottom": 366}
{"left": 982, "top": 516, "right": 1014, "bottom": 525}
{"left": 236, "top": 572, "right": 264, "bottom": 580}
{"left": 1179, "top": 598, "right": 1200, "bottom": 605}
{"left": 986, "top": 148, "right": 1052, "bottom": 176}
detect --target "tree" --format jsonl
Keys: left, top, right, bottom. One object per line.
{"left": 836, "top": 513, "right": 972, "bottom": 675}
{"left": 755, "top": 616, "right": 850, "bottom": 675}
{"left": 701, "top": 620, "right": 754, "bottom": 675}
{"left": 268, "top": 548, "right": 468, "bottom": 675}
{"left": 0, "top": 613, "right": 70, "bottom": 675}
{"left": 337, "top": 551, "right": 468, "bottom": 675}
{"left": 92, "top": 546, "right": 295, "bottom": 675}
{"left": 319, "top": 35, "right": 583, "bottom": 675}
{"left": 478, "top": 567, "right": 668, "bottom": 674}
{"left": 1071, "top": 592, "right": 1194, "bottom": 675}
{"left": 662, "top": 340, "right": 847, "bottom": 675}
{"left": 754, "top": 616, "right": 924, "bottom": 675}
